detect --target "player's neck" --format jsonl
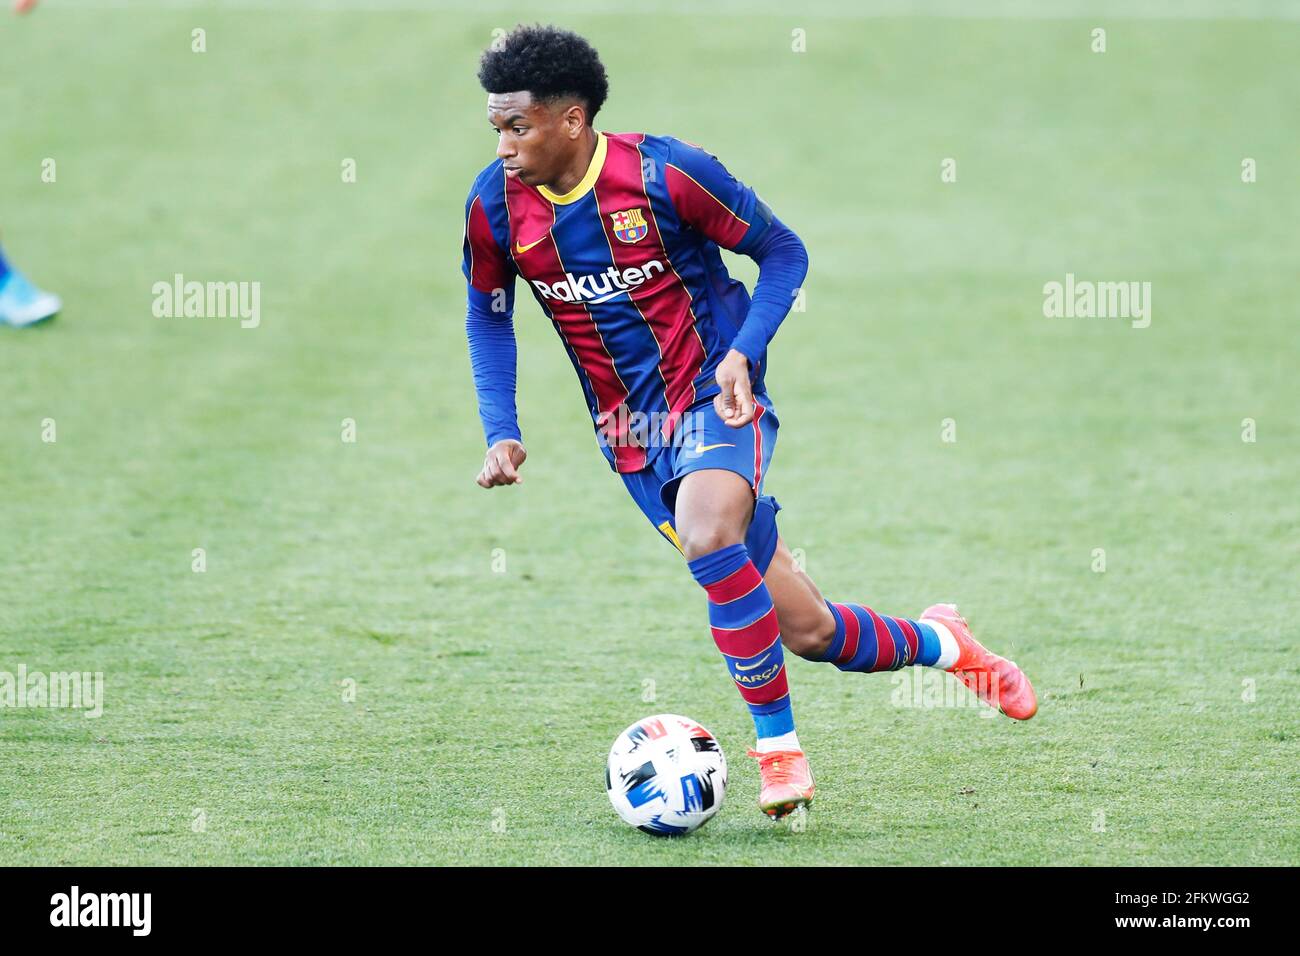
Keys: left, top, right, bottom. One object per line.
{"left": 546, "top": 128, "right": 600, "bottom": 196}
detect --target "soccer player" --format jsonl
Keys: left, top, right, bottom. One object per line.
{"left": 0, "top": 241, "right": 60, "bottom": 328}
{"left": 462, "top": 25, "right": 1038, "bottom": 820}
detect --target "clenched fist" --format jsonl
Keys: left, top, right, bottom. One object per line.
{"left": 476, "top": 439, "right": 527, "bottom": 488}
{"left": 713, "top": 348, "right": 756, "bottom": 427}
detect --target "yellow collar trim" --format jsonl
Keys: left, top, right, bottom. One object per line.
{"left": 538, "top": 132, "right": 607, "bottom": 205}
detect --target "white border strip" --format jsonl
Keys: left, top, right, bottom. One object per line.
{"left": 39, "top": 0, "right": 1300, "bottom": 21}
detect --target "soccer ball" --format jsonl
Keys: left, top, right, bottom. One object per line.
{"left": 605, "top": 713, "right": 727, "bottom": 836}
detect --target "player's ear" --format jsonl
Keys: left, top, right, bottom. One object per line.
{"left": 563, "top": 102, "right": 587, "bottom": 138}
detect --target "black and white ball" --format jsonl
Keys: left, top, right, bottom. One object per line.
{"left": 606, "top": 714, "right": 727, "bottom": 836}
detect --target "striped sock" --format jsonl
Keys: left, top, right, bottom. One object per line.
{"left": 687, "top": 543, "right": 795, "bottom": 742}
{"left": 820, "top": 601, "right": 954, "bottom": 671}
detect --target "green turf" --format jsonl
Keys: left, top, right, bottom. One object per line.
{"left": 1, "top": 1, "right": 1297, "bottom": 865}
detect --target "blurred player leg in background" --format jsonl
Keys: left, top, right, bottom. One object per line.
{"left": 0, "top": 241, "right": 61, "bottom": 328}
{"left": 7, "top": 5, "right": 59, "bottom": 326}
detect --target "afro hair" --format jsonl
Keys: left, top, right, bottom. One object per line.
{"left": 478, "top": 24, "right": 609, "bottom": 122}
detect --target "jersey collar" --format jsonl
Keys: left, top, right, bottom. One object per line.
{"left": 538, "top": 131, "right": 607, "bottom": 205}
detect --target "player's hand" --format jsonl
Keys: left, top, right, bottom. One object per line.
{"left": 714, "top": 349, "right": 755, "bottom": 427}
{"left": 476, "top": 439, "right": 527, "bottom": 488}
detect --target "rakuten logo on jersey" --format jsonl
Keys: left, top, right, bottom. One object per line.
{"left": 531, "top": 260, "right": 665, "bottom": 305}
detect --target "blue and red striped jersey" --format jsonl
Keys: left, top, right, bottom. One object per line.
{"left": 462, "top": 131, "right": 777, "bottom": 474}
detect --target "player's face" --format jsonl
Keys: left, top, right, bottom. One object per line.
{"left": 487, "top": 91, "right": 580, "bottom": 188}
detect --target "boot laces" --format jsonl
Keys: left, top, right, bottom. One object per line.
{"left": 747, "top": 749, "right": 803, "bottom": 785}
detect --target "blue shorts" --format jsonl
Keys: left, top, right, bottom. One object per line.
{"left": 620, "top": 391, "right": 783, "bottom": 574}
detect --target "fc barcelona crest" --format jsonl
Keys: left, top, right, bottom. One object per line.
{"left": 609, "top": 208, "right": 649, "bottom": 244}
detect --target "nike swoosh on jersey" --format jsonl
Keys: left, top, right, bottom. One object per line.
{"left": 513, "top": 235, "right": 549, "bottom": 255}
{"left": 691, "top": 442, "right": 736, "bottom": 454}
{"left": 735, "top": 654, "right": 770, "bottom": 672}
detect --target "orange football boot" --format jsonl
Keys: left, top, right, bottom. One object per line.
{"left": 920, "top": 603, "right": 1038, "bottom": 720}
{"left": 746, "top": 749, "right": 815, "bottom": 819}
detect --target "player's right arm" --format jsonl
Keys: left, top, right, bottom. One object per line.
{"left": 463, "top": 184, "right": 527, "bottom": 488}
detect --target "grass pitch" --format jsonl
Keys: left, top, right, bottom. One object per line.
{"left": 1, "top": 1, "right": 1297, "bottom": 865}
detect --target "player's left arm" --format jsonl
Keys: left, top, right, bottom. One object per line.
{"left": 665, "top": 140, "right": 809, "bottom": 427}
